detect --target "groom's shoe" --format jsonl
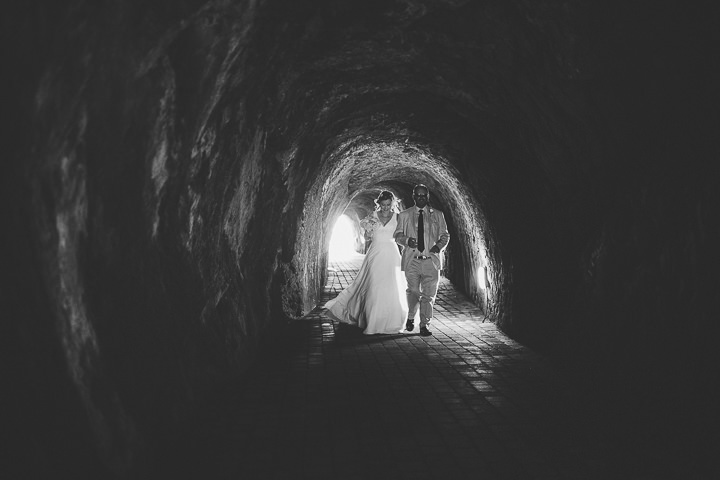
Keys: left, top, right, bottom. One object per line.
{"left": 420, "top": 326, "right": 433, "bottom": 337}
{"left": 405, "top": 319, "right": 415, "bottom": 332}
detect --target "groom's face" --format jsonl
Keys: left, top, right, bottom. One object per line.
{"left": 413, "top": 188, "right": 429, "bottom": 208}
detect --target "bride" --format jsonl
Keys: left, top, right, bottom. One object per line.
{"left": 325, "top": 191, "right": 409, "bottom": 334}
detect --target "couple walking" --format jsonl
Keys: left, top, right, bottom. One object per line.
{"left": 325, "top": 185, "right": 450, "bottom": 336}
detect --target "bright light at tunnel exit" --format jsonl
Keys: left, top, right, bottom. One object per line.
{"left": 329, "top": 214, "right": 362, "bottom": 261}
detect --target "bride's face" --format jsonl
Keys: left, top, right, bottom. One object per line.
{"left": 378, "top": 199, "right": 393, "bottom": 213}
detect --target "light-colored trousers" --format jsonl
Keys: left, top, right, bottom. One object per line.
{"left": 405, "top": 258, "right": 440, "bottom": 327}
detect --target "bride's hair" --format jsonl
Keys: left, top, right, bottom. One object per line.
{"left": 374, "top": 190, "right": 399, "bottom": 212}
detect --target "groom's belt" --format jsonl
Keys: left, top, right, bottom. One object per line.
{"left": 414, "top": 255, "right": 432, "bottom": 260}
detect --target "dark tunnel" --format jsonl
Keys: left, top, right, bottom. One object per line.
{"left": 2, "top": 0, "right": 719, "bottom": 477}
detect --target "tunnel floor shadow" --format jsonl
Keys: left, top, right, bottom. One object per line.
{"left": 152, "top": 254, "right": 712, "bottom": 479}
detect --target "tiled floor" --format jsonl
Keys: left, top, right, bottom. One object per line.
{"left": 158, "top": 253, "right": 712, "bottom": 479}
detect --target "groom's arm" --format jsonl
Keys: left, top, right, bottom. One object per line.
{"left": 429, "top": 212, "right": 450, "bottom": 253}
{"left": 394, "top": 214, "right": 409, "bottom": 246}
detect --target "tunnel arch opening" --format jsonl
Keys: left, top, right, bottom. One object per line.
{"left": 295, "top": 138, "right": 499, "bottom": 323}
{"left": 328, "top": 213, "right": 363, "bottom": 260}
{"left": 267, "top": 88, "right": 529, "bottom": 330}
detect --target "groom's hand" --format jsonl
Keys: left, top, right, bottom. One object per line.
{"left": 430, "top": 245, "right": 440, "bottom": 254}
{"left": 407, "top": 237, "right": 417, "bottom": 248}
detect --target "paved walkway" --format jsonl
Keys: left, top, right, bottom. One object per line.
{"left": 156, "top": 254, "right": 702, "bottom": 479}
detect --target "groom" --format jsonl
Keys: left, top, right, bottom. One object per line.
{"left": 394, "top": 184, "right": 450, "bottom": 336}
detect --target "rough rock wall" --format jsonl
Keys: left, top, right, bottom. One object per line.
{"left": 4, "top": 0, "right": 289, "bottom": 474}
{"left": 555, "top": 0, "right": 720, "bottom": 436}
{"left": 3, "top": 0, "right": 718, "bottom": 476}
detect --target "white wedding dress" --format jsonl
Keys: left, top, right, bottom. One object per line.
{"left": 325, "top": 213, "right": 408, "bottom": 334}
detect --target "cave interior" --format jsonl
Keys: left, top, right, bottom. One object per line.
{"left": 2, "top": 0, "right": 719, "bottom": 477}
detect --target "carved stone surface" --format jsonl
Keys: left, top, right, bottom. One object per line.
{"left": 3, "top": 0, "right": 718, "bottom": 476}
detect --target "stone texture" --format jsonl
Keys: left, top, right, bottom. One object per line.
{"left": 2, "top": 0, "right": 718, "bottom": 476}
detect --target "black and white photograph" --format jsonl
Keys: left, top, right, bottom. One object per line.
{"left": 2, "top": 1, "right": 718, "bottom": 478}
